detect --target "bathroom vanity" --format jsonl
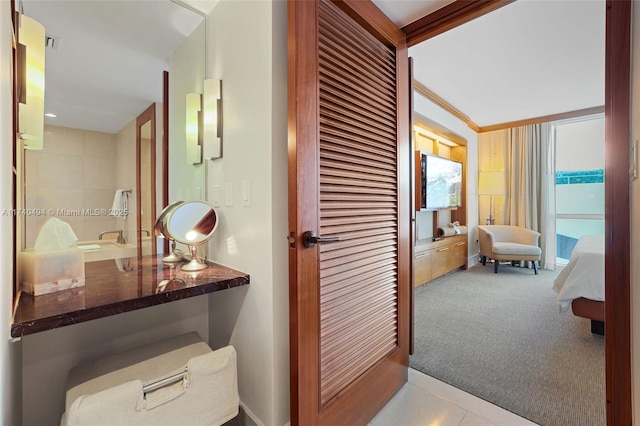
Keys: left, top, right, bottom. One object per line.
{"left": 11, "top": 255, "right": 250, "bottom": 337}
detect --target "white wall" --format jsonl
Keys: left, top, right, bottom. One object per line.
{"left": 169, "top": 21, "right": 206, "bottom": 202}
{"left": 1, "top": 2, "right": 22, "bottom": 424}
{"left": 414, "top": 92, "right": 480, "bottom": 264}
{"left": 204, "top": 1, "right": 289, "bottom": 424}
{"left": 630, "top": 2, "right": 640, "bottom": 423}
{"left": 555, "top": 117, "right": 605, "bottom": 171}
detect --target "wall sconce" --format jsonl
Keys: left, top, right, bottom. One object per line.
{"left": 185, "top": 92, "right": 202, "bottom": 165}
{"left": 203, "top": 79, "right": 223, "bottom": 160}
{"left": 478, "top": 171, "right": 505, "bottom": 225}
{"left": 18, "top": 15, "right": 46, "bottom": 150}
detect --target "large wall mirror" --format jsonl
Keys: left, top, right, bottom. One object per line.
{"left": 17, "top": 0, "right": 206, "bottom": 258}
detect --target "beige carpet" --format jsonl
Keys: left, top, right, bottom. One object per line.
{"left": 409, "top": 264, "right": 605, "bottom": 426}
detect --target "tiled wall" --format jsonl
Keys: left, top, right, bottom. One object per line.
{"left": 25, "top": 125, "right": 118, "bottom": 245}
{"left": 114, "top": 119, "right": 137, "bottom": 243}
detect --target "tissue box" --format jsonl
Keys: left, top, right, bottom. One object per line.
{"left": 20, "top": 248, "right": 85, "bottom": 296}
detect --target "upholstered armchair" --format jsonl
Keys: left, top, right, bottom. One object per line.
{"left": 478, "top": 225, "right": 542, "bottom": 274}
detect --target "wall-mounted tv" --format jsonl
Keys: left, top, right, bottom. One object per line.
{"left": 417, "top": 153, "right": 463, "bottom": 210}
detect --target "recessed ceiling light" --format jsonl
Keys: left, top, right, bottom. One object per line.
{"left": 44, "top": 113, "right": 56, "bottom": 118}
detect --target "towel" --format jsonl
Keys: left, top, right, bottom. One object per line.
{"left": 111, "top": 190, "right": 129, "bottom": 217}
{"left": 437, "top": 222, "right": 468, "bottom": 237}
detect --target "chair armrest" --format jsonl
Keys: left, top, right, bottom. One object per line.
{"left": 513, "top": 228, "right": 541, "bottom": 246}
{"left": 478, "top": 226, "right": 495, "bottom": 256}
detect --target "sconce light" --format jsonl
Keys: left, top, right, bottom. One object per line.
{"left": 203, "top": 79, "right": 223, "bottom": 160}
{"left": 18, "top": 15, "right": 46, "bottom": 150}
{"left": 185, "top": 92, "right": 203, "bottom": 165}
{"left": 478, "top": 171, "right": 505, "bottom": 225}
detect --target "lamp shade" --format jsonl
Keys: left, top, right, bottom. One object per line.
{"left": 478, "top": 171, "right": 505, "bottom": 195}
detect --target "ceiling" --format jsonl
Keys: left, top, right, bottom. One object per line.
{"left": 21, "top": 0, "right": 204, "bottom": 134}
{"left": 21, "top": 0, "right": 604, "bottom": 134}
{"left": 373, "top": 0, "right": 605, "bottom": 128}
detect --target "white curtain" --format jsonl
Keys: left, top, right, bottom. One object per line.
{"left": 504, "top": 123, "right": 556, "bottom": 269}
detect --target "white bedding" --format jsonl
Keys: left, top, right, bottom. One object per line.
{"left": 552, "top": 235, "right": 604, "bottom": 312}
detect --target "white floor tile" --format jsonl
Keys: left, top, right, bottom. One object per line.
{"left": 459, "top": 412, "right": 496, "bottom": 426}
{"left": 407, "top": 369, "right": 537, "bottom": 426}
{"left": 370, "top": 382, "right": 467, "bottom": 426}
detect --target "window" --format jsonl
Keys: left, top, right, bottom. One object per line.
{"left": 554, "top": 116, "right": 605, "bottom": 265}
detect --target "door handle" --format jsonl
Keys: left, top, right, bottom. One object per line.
{"left": 302, "top": 231, "right": 340, "bottom": 248}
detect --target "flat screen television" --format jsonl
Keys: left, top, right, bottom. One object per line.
{"left": 418, "top": 153, "right": 463, "bottom": 210}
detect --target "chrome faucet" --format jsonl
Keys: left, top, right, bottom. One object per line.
{"left": 140, "top": 229, "right": 151, "bottom": 236}
{"left": 99, "top": 230, "right": 125, "bottom": 244}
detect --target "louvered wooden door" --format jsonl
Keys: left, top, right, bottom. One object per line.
{"left": 288, "top": 0, "right": 410, "bottom": 424}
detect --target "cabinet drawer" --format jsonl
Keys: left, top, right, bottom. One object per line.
{"left": 431, "top": 245, "right": 453, "bottom": 279}
{"left": 452, "top": 240, "right": 467, "bottom": 269}
{"left": 414, "top": 250, "right": 432, "bottom": 286}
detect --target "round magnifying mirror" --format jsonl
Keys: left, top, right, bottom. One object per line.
{"left": 154, "top": 200, "right": 185, "bottom": 263}
{"left": 163, "top": 201, "right": 218, "bottom": 271}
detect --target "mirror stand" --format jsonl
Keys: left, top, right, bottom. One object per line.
{"left": 162, "top": 240, "right": 183, "bottom": 263}
{"left": 181, "top": 245, "right": 207, "bottom": 271}
{"left": 155, "top": 201, "right": 218, "bottom": 272}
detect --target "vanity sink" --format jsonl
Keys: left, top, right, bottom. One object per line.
{"left": 78, "top": 240, "right": 137, "bottom": 262}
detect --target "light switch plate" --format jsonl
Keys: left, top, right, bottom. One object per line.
{"left": 225, "top": 182, "right": 234, "bottom": 206}
{"left": 211, "top": 185, "right": 220, "bottom": 207}
{"left": 242, "top": 180, "right": 251, "bottom": 206}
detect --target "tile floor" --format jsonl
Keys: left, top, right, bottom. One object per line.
{"left": 369, "top": 369, "right": 537, "bottom": 426}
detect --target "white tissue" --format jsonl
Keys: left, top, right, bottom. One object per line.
{"left": 23, "top": 218, "right": 84, "bottom": 295}
{"left": 34, "top": 218, "right": 78, "bottom": 252}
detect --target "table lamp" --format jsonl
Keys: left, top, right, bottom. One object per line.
{"left": 478, "top": 171, "right": 505, "bottom": 225}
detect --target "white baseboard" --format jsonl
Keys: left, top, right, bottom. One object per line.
{"left": 239, "top": 400, "right": 265, "bottom": 426}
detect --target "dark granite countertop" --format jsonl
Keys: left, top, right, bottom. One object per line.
{"left": 11, "top": 255, "right": 250, "bottom": 338}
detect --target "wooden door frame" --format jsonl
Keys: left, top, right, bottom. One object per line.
{"left": 162, "top": 71, "right": 169, "bottom": 254}
{"left": 135, "top": 103, "right": 157, "bottom": 258}
{"left": 401, "top": 1, "right": 632, "bottom": 424}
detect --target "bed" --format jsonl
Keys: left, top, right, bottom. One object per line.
{"left": 552, "top": 235, "right": 605, "bottom": 334}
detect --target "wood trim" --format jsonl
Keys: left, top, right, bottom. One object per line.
{"left": 136, "top": 103, "right": 157, "bottom": 258}
{"left": 11, "top": 0, "right": 17, "bottom": 306}
{"left": 402, "top": 0, "right": 515, "bottom": 47}
{"left": 288, "top": 0, "right": 320, "bottom": 422}
{"left": 336, "top": 0, "right": 404, "bottom": 46}
{"left": 162, "top": 72, "right": 168, "bottom": 211}
{"left": 413, "top": 80, "right": 480, "bottom": 132}
{"left": 395, "top": 20, "right": 411, "bottom": 380}
{"left": 408, "top": 57, "right": 415, "bottom": 356}
{"left": 162, "top": 71, "right": 169, "bottom": 254}
{"left": 477, "top": 106, "right": 605, "bottom": 133}
{"left": 604, "top": 0, "right": 632, "bottom": 424}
